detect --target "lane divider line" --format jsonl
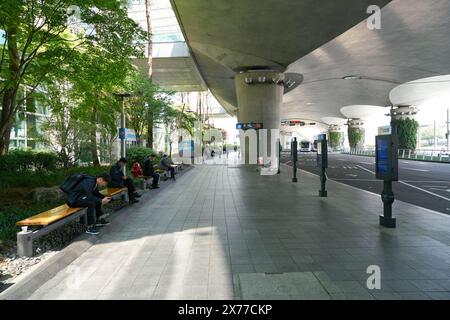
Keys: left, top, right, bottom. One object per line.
{"left": 355, "top": 165, "right": 450, "bottom": 202}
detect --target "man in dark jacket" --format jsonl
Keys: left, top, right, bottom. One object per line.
{"left": 143, "top": 154, "right": 160, "bottom": 189}
{"left": 110, "top": 157, "right": 140, "bottom": 203}
{"left": 159, "top": 154, "right": 176, "bottom": 180}
{"left": 66, "top": 173, "right": 112, "bottom": 235}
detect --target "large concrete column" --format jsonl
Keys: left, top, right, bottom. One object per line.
{"left": 235, "top": 70, "right": 285, "bottom": 165}
{"left": 347, "top": 119, "right": 365, "bottom": 151}
{"left": 390, "top": 105, "right": 418, "bottom": 121}
{"left": 328, "top": 125, "right": 344, "bottom": 150}
{"left": 390, "top": 105, "right": 419, "bottom": 150}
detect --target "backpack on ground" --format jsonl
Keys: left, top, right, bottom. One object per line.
{"left": 60, "top": 173, "right": 87, "bottom": 194}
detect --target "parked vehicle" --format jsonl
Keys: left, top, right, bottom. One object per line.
{"left": 300, "top": 140, "right": 311, "bottom": 152}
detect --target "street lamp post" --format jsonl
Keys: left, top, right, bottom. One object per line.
{"left": 113, "top": 92, "right": 131, "bottom": 160}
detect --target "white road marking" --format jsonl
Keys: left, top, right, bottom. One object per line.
{"left": 422, "top": 185, "right": 448, "bottom": 188}
{"left": 429, "top": 188, "right": 450, "bottom": 193}
{"left": 398, "top": 181, "right": 450, "bottom": 202}
{"left": 355, "top": 165, "right": 376, "bottom": 174}
{"left": 334, "top": 179, "right": 378, "bottom": 181}
{"left": 403, "top": 181, "right": 449, "bottom": 183}
{"left": 402, "top": 168, "right": 430, "bottom": 172}
{"left": 358, "top": 162, "right": 374, "bottom": 165}
{"left": 346, "top": 174, "right": 358, "bottom": 177}
{"left": 355, "top": 165, "right": 450, "bottom": 201}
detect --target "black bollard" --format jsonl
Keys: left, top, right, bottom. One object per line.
{"left": 291, "top": 138, "right": 298, "bottom": 182}
{"left": 317, "top": 134, "right": 328, "bottom": 197}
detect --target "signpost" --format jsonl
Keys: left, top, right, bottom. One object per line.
{"left": 291, "top": 137, "right": 298, "bottom": 182}
{"left": 375, "top": 133, "right": 399, "bottom": 228}
{"left": 317, "top": 133, "right": 328, "bottom": 197}
{"left": 236, "top": 122, "right": 263, "bottom": 130}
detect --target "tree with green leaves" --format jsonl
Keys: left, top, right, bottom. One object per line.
{"left": 0, "top": 0, "right": 146, "bottom": 154}
{"left": 160, "top": 105, "right": 197, "bottom": 156}
{"left": 37, "top": 80, "right": 90, "bottom": 167}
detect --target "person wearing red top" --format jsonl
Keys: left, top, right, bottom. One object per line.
{"left": 131, "top": 161, "right": 143, "bottom": 178}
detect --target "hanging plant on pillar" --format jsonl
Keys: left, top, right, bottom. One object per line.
{"left": 348, "top": 127, "right": 364, "bottom": 150}
{"left": 329, "top": 132, "right": 342, "bottom": 150}
{"left": 392, "top": 118, "right": 419, "bottom": 151}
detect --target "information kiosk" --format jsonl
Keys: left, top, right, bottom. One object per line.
{"left": 375, "top": 133, "right": 399, "bottom": 228}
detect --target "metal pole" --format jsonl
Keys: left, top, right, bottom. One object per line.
{"left": 434, "top": 120, "right": 437, "bottom": 151}
{"left": 319, "top": 166, "right": 327, "bottom": 197}
{"left": 380, "top": 180, "right": 396, "bottom": 228}
{"left": 121, "top": 97, "right": 126, "bottom": 159}
{"left": 291, "top": 137, "right": 298, "bottom": 183}
{"left": 277, "top": 139, "right": 281, "bottom": 174}
{"left": 447, "top": 108, "right": 449, "bottom": 152}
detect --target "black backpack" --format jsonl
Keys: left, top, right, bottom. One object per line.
{"left": 60, "top": 173, "right": 87, "bottom": 194}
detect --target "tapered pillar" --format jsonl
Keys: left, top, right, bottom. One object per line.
{"left": 235, "top": 70, "right": 284, "bottom": 165}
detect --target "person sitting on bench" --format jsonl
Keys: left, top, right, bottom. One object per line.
{"left": 143, "top": 154, "right": 160, "bottom": 189}
{"left": 66, "top": 173, "right": 112, "bottom": 235}
{"left": 131, "top": 161, "right": 143, "bottom": 178}
{"left": 110, "top": 157, "right": 140, "bottom": 203}
{"left": 160, "top": 154, "right": 176, "bottom": 180}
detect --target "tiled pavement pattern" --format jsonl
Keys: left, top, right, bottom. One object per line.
{"left": 28, "top": 165, "right": 450, "bottom": 300}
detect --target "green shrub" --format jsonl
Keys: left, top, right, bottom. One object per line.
{"left": 393, "top": 118, "right": 419, "bottom": 150}
{"left": 0, "top": 149, "right": 59, "bottom": 173}
{"left": 348, "top": 127, "right": 365, "bottom": 149}
{"left": 0, "top": 165, "right": 111, "bottom": 189}
{"left": 329, "top": 132, "right": 342, "bottom": 150}
{"left": 125, "top": 147, "right": 156, "bottom": 166}
{"left": 0, "top": 201, "right": 64, "bottom": 243}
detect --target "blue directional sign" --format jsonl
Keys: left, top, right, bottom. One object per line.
{"left": 376, "top": 138, "right": 389, "bottom": 175}
{"left": 236, "top": 122, "right": 263, "bottom": 130}
{"left": 375, "top": 134, "right": 398, "bottom": 181}
{"left": 119, "top": 128, "right": 126, "bottom": 140}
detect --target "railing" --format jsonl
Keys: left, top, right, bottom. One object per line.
{"left": 342, "top": 148, "right": 450, "bottom": 163}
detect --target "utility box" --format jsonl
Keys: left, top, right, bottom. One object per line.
{"left": 375, "top": 134, "right": 399, "bottom": 181}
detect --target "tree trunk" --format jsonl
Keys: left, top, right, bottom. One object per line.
{"left": 0, "top": 90, "right": 17, "bottom": 154}
{"left": 145, "top": 0, "right": 153, "bottom": 81}
{"left": 91, "top": 105, "right": 101, "bottom": 166}
{"left": 147, "top": 110, "right": 153, "bottom": 148}
{"left": 0, "top": 26, "right": 21, "bottom": 155}
{"left": 145, "top": 0, "right": 154, "bottom": 149}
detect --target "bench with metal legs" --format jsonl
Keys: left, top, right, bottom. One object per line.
{"left": 16, "top": 188, "right": 128, "bottom": 257}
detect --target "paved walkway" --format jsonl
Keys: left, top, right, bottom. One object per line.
{"left": 23, "top": 164, "right": 450, "bottom": 299}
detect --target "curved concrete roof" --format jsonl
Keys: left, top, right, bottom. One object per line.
{"left": 389, "top": 75, "right": 450, "bottom": 106}
{"left": 171, "top": 0, "right": 391, "bottom": 115}
{"left": 171, "top": 0, "right": 450, "bottom": 125}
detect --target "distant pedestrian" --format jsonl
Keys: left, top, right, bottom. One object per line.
{"left": 143, "top": 154, "right": 160, "bottom": 189}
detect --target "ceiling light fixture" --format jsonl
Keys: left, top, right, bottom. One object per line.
{"left": 342, "top": 75, "right": 361, "bottom": 80}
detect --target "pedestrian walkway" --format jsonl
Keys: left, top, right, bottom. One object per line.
{"left": 11, "top": 164, "right": 450, "bottom": 299}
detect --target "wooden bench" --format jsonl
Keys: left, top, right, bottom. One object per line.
{"left": 16, "top": 187, "right": 128, "bottom": 257}
{"left": 100, "top": 187, "right": 128, "bottom": 203}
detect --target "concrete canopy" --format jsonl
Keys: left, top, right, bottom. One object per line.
{"left": 390, "top": 75, "right": 450, "bottom": 107}
{"left": 171, "top": 0, "right": 450, "bottom": 126}
{"left": 171, "top": 0, "right": 392, "bottom": 115}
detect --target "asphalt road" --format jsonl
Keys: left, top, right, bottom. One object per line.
{"left": 281, "top": 152, "right": 450, "bottom": 215}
